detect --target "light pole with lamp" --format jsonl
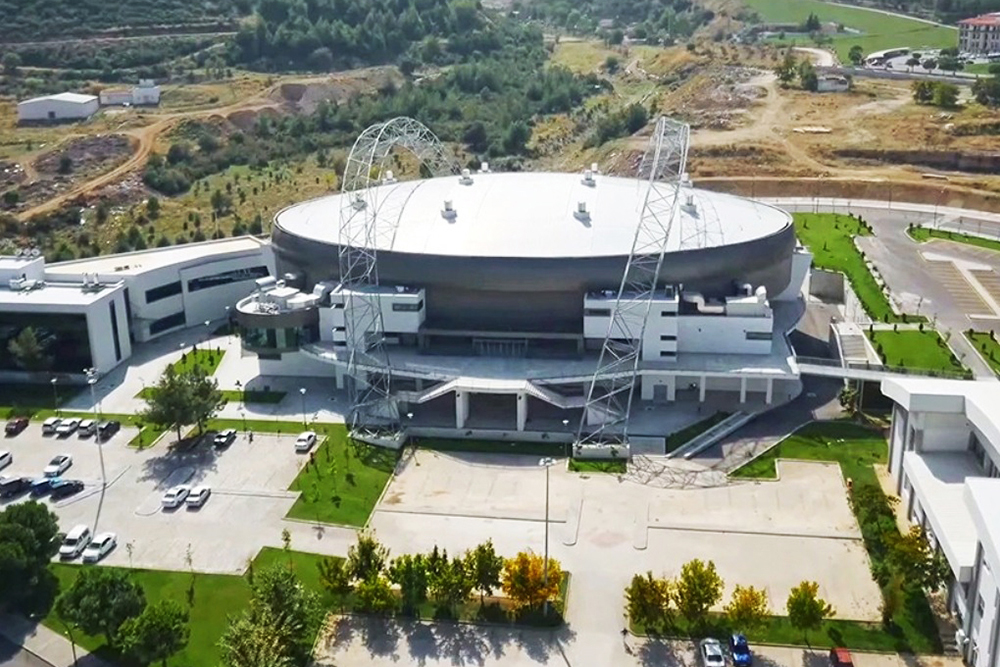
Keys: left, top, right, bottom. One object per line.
{"left": 238, "top": 407, "right": 247, "bottom": 433}
{"left": 50, "top": 377, "right": 60, "bottom": 415}
{"left": 84, "top": 368, "right": 107, "bottom": 492}
{"left": 561, "top": 418, "right": 570, "bottom": 457}
{"left": 539, "top": 456, "right": 556, "bottom": 620}
{"left": 235, "top": 379, "right": 244, "bottom": 407}
{"left": 299, "top": 387, "right": 307, "bottom": 428}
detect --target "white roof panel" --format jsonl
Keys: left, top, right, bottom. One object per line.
{"left": 51, "top": 236, "right": 268, "bottom": 276}
{"left": 20, "top": 92, "right": 97, "bottom": 105}
{"left": 275, "top": 172, "right": 791, "bottom": 259}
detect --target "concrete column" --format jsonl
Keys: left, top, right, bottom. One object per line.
{"left": 641, "top": 377, "right": 654, "bottom": 401}
{"left": 698, "top": 376, "right": 707, "bottom": 403}
{"left": 666, "top": 376, "right": 676, "bottom": 401}
{"left": 739, "top": 377, "right": 748, "bottom": 404}
{"left": 455, "top": 391, "right": 469, "bottom": 429}
{"left": 415, "top": 378, "right": 424, "bottom": 391}
{"left": 516, "top": 392, "right": 527, "bottom": 431}
{"left": 335, "top": 366, "right": 346, "bottom": 390}
{"left": 765, "top": 377, "right": 773, "bottom": 405}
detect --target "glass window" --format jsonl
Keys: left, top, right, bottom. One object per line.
{"left": 187, "top": 266, "right": 269, "bottom": 293}
{"left": 149, "top": 311, "right": 186, "bottom": 335}
{"left": 145, "top": 281, "right": 182, "bottom": 303}
{"left": 584, "top": 308, "right": 611, "bottom": 317}
{"left": 392, "top": 300, "right": 424, "bottom": 312}
{"left": 745, "top": 331, "right": 773, "bottom": 340}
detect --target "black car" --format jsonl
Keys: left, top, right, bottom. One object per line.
{"left": 0, "top": 476, "right": 32, "bottom": 498}
{"left": 97, "top": 420, "right": 121, "bottom": 442}
{"left": 4, "top": 418, "right": 28, "bottom": 436}
{"left": 212, "top": 429, "right": 237, "bottom": 449}
{"left": 49, "top": 479, "right": 85, "bottom": 499}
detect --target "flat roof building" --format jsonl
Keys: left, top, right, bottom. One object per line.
{"left": 17, "top": 92, "right": 99, "bottom": 123}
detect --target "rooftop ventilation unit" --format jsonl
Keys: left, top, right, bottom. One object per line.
{"left": 383, "top": 170, "right": 397, "bottom": 185}
{"left": 574, "top": 201, "right": 590, "bottom": 222}
{"left": 582, "top": 168, "right": 596, "bottom": 187}
{"left": 352, "top": 193, "right": 367, "bottom": 210}
{"left": 479, "top": 162, "right": 490, "bottom": 174}
{"left": 681, "top": 192, "right": 698, "bottom": 216}
{"left": 442, "top": 200, "right": 456, "bottom": 220}
{"left": 680, "top": 172, "right": 692, "bottom": 187}
{"left": 459, "top": 168, "right": 473, "bottom": 185}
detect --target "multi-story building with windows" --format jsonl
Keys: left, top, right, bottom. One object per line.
{"left": 959, "top": 13, "right": 1000, "bottom": 55}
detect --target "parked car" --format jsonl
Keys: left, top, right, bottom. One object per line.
{"left": 699, "top": 638, "right": 726, "bottom": 667}
{"left": 4, "top": 417, "right": 28, "bottom": 436}
{"left": 29, "top": 477, "right": 55, "bottom": 496}
{"left": 55, "top": 418, "right": 81, "bottom": 437}
{"left": 97, "top": 420, "right": 121, "bottom": 442}
{"left": 830, "top": 648, "right": 854, "bottom": 667}
{"left": 43, "top": 454, "right": 72, "bottom": 477}
{"left": 213, "top": 429, "right": 237, "bottom": 449}
{"left": 186, "top": 486, "right": 212, "bottom": 508}
{"left": 295, "top": 431, "right": 317, "bottom": 453}
{"left": 50, "top": 479, "right": 85, "bottom": 499}
{"left": 78, "top": 419, "right": 97, "bottom": 437}
{"left": 0, "top": 476, "right": 32, "bottom": 498}
{"left": 82, "top": 532, "right": 117, "bottom": 563}
{"left": 58, "top": 524, "right": 92, "bottom": 560}
{"left": 0, "top": 450, "right": 10, "bottom": 471}
{"left": 729, "top": 634, "right": 753, "bottom": 667}
{"left": 41, "top": 417, "right": 61, "bottom": 434}
{"left": 161, "top": 485, "right": 191, "bottom": 509}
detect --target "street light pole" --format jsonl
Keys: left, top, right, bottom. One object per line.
{"left": 299, "top": 387, "right": 307, "bottom": 428}
{"left": 84, "top": 368, "right": 107, "bottom": 493}
{"left": 50, "top": 377, "right": 59, "bottom": 415}
{"left": 538, "top": 457, "right": 555, "bottom": 619}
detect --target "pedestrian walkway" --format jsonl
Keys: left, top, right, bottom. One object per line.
{"left": 0, "top": 613, "right": 113, "bottom": 667}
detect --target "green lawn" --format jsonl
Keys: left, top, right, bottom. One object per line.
{"left": 909, "top": 225, "right": 1000, "bottom": 253}
{"left": 665, "top": 411, "right": 731, "bottom": 453}
{"left": 285, "top": 425, "right": 398, "bottom": 527}
{"left": 794, "top": 213, "right": 913, "bottom": 323}
{"left": 45, "top": 564, "right": 252, "bottom": 667}
{"left": 568, "top": 459, "right": 627, "bottom": 473}
{"left": 171, "top": 348, "right": 225, "bottom": 376}
{"left": 743, "top": 0, "right": 957, "bottom": 61}
{"left": 868, "top": 329, "right": 968, "bottom": 375}
{"left": 966, "top": 331, "right": 1000, "bottom": 375}
{"left": 728, "top": 421, "right": 940, "bottom": 654}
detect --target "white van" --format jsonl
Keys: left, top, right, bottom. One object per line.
{"left": 59, "top": 525, "right": 92, "bottom": 560}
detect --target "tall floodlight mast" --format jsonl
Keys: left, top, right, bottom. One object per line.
{"left": 575, "top": 116, "right": 691, "bottom": 448}
{"left": 338, "top": 117, "right": 457, "bottom": 441}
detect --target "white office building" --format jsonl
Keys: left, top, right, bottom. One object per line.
{"left": 882, "top": 378, "right": 1000, "bottom": 667}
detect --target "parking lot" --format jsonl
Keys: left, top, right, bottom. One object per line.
{"left": 0, "top": 423, "right": 312, "bottom": 573}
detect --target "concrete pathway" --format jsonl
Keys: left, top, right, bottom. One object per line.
{"left": 0, "top": 614, "right": 111, "bottom": 667}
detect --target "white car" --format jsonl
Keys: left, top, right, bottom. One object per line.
{"left": 161, "top": 485, "right": 191, "bottom": 509}
{"left": 59, "top": 524, "right": 92, "bottom": 560}
{"left": 44, "top": 454, "right": 72, "bottom": 477}
{"left": 0, "top": 450, "right": 11, "bottom": 471}
{"left": 295, "top": 431, "right": 317, "bottom": 453}
{"left": 55, "top": 418, "right": 81, "bottom": 437}
{"left": 700, "top": 638, "right": 726, "bottom": 667}
{"left": 78, "top": 419, "right": 97, "bottom": 437}
{"left": 82, "top": 532, "right": 117, "bottom": 563}
{"left": 186, "top": 486, "right": 211, "bottom": 508}
{"left": 41, "top": 416, "right": 61, "bottom": 434}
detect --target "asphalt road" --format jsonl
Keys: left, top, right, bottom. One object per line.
{"left": 0, "top": 638, "right": 51, "bottom": 667}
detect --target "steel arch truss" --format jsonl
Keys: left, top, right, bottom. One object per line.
{"left": 575, "top": 116, "right": 691, "bottom": 447}
{"left": 338, "top": 117, "right": 457, "bottom": 440}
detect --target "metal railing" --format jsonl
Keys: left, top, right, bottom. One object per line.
{"left": 795, "top": 355, "right": 973, "bottom": 380}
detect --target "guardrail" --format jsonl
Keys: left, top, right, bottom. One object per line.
{"left": 795, "top": 356, "right": 972, "bottom": 380}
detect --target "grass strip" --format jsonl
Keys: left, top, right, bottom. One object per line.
{"left": 909, "top": 225, "right": 1000, "bottom": 253}
{"left": 868, "top": 329, "right": 969, "bottom": 376}
{"left": 965, "top": 331, "right": 1000, "bottom": 376}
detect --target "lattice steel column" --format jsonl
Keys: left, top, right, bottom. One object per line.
{"left": 575, "top": 116, "right": 690, "bottom": 447}
{"left": 338, "top": 117, "right": 456, "bottom": 440}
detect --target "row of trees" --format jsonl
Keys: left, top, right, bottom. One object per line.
{"left": 625, "top": 559, "right": 835, "bottom": 640}
{"left": 775, "top": 53, "right": 820, "bottom": 92}
{"left": 314, "top": 532, "right": 564, "bottom": 619}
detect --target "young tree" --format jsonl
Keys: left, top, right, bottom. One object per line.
{"left": 119, "top": 600, "right": 190, "bottom": 667}
{"left": 848, "top": 45, "right": 864, "bottom": 66}
{"left": 146, "top": 196, "right": 160, "bottom": 219}
{"left": 317, "top": 557, "right": 353, "bottom": 611}
{"left": 625, "top": 572, "right": 672, "bottom": 630}
{"left": 786, "top": 580, "right": 835, "bottom": 643}
{"left": 8, "top": 327, "right": 52, "bottom": 372}
{"left": 775, "top": 52, "right": 797, "bottom": 85}
{"left": 464, "top": 540, "right": 504, "bottom": 605}
{"left": 501, "top": 552, "right": 563, "bottom": 611}
{"left": 922, "top": 58, "right": 937, "bottom": 73}
{"left": 723, "top": 585, "right": 771, "bottom": 633}
{"left": 56, "top": 568, "right": 147, "bottom": 647}
{"left": 388, "top": 554, "right": 429, "bottom": 614}
{"left": 250, "top": 564, "right": 318, "bottom": 660}
{"left": 880, "top": 575, "right": 904, "bottom": 627}
{"left": 674, "top": 559, "right": 724, "bottom": 628}
{"left": 347, "top": 531, "right": 389, "bottom": 582}
{"left": 218, "top": 605, "right": 293, "bottom": 667}
{"left": 911, "top": 80, "right": 935, "bottom": 104}
{"left": 139, "top": 366, "right": 223, "bottom": 441}
{"left": 605, "top": 55, "right": 620, "bottom": 73}
{"left": 932, "top": 82, "right": 959, "bottom": 108}
{"left": 905, "top": 56, "right": 921, "bottom": 71}
{"left": 429, "top": 556, "right": 473, "bottom": 615}
{"left": 0, "top": 501, "right": 60, "bottom": 607}
{"left": 798, "top": 60, "right": 819, "bottom": 92}
{"left": 890, "top": 526, "right": 951, "bottom": 591}
{"left": 353, "top": 574, "right": 396, "bottom": 614}
{"left": 1, "top": 52, "right": 20, "bottom": 74}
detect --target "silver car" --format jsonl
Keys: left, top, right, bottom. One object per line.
{"left": 700, "top": 638, "right": 726, "bottom": 667}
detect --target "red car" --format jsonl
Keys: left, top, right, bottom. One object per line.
{"left": 4, "top": 417, "right": 28, "bottom": 436}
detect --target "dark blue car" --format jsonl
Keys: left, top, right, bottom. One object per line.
{"left": 730, "top": 634, "right": 752, "bottom": 667}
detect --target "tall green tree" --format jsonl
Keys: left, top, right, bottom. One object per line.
{"left": 388, "top": 553, "right": 429, "bottom": 614}
{"left": 0, "top": 501, "right": 60, "bottom": 608}
{"left": 429, "top": 556, "right": 473, "bottom": 615}
{"left": 347, "top": 531, "right": 389, "bottom": 582}
{"left": 723, "top": 585, "right": 770, "bottom": 633}
{"left": 464, "top": 540, "right": 504, "bottom": 605}
{"left": 218, "top": 605, "right": 293, "bottom": 667}
{"left": 317, "top": 557, "right": 353, "bottom": 611}
{"left": 624, "top": 572, "right": 672, "bottom": 630}
{"left": 848, "top": 45, "right": 864, "bottom": 66}
{"left": 890, "top": 526, "right": 951, "bottom": 591}
{"left": 140, "top": 365, "right": 223, "bottom": 441}
{"left": 56, "top": 568, "right": 146, "bottom": 647}
{"left": 786, "top": 580, "right": 835, "bottom": 643}
{"left": 119, "top": 600, "right": 190, "bottom": 667}
{"left": 673, "top": 559, "right": 724, "bottom": 628}
{"left": 353, "top": 574, "right": 396, "bottom": 614}
{"left": 8, "top": 327, "right": 52, "bottom": 372}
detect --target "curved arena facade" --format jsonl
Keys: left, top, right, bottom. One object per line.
{"left": 271, "top": 171, "right": 796, "bottom": 333}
